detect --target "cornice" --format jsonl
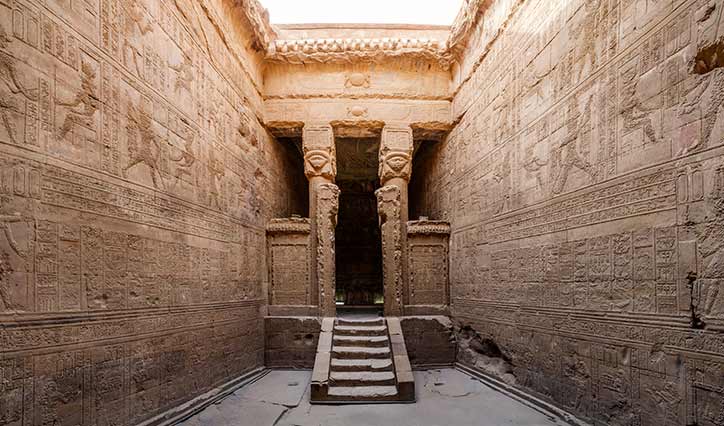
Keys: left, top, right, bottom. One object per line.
{"left": 233, "top": 0, "right": 278, "bottom": 51}
{"left": 407, "top": 220, "right": 451, "bottom": 235}
{"left": 266, "top": 37, "right": 452, "bottom": 69}
{"left": 267, "top": 217, "right": 311, "bottom": 234}
{"left": 248, "top": 2, "right": 495, "bottom": 69}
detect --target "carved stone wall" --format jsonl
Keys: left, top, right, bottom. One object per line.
{"left": 406, "top": 220, "right": 450, "bottom": 313}
{"left": 0, "top": 0, "right": 302, "bottom": 425}
{"left": 412, "top": 0, "right": 724, "bottom": 424}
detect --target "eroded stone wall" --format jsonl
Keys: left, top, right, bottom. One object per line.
{"left": 413, "top": 0, "right": 724, "bottom": 424}
{"left": 0, "top": 0, "right": 302, "bottom": 425}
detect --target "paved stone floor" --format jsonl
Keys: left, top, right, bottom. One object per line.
{"left": 179, "top": 369, "right": 574, "bottom": 426}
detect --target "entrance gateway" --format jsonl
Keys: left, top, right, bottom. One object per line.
{"left": 265, "top": 121, "right": 451, "bottom": 402}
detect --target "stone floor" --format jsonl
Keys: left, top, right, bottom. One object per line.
{"left": 178, "top": 369, "right": 575, "bottom": 426}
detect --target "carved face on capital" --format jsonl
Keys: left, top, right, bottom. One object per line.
{"left": 304, "top": 148, "right": 336, "bottom": 180}
{"left": 379, "top": 149, "right": 412, "bottom": 184}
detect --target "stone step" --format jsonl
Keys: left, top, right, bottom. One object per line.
{"left": 327, "top": 386, "right": 399, "bottom": 401}
{"left": 336, "top": 317, "right": 384, "bottom": 327}
{"left": 330, "top": 358, "right": 394, "bottom": 372}
{"left": 332, "top": 346, "right": 391, "bottom": 359}
{"left": 329, "top": 371, "right": 396, "bottom": 386}
{"left": 333, "top": 325, "right": 387, "bottom": 336}
{"left": 333, "top": 335, "right": 389, "bottom": 348}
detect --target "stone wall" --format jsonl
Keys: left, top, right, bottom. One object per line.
{"left": 265, "top": 316, "right": 321, "bottom": 369}
{"left": 0, "top": 0, "right": 302, "bottom": 425}
{"left": 413, "top": 0, "right": 724, "bottom": 424}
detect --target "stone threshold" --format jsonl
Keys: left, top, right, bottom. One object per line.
{"left": 137, "top": 367, "right": 270, "bottom": 426}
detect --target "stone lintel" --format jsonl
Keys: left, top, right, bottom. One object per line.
{"left": 266, "top": 120, "right": 305, "bottom": 138}
{"left": 266, "top": 217, "right": 311, "bottom": 234}
{"left": 406, "top": 220, "right": 450, "bottom": 235}
{"left": 410, "top": 121, "right": 454, "bottom": 142}
{"left": 265, "top": 99, "right": 452, "bottom": 126}
{"left": 330, "top": 120, "right": 385, "bottom": 138}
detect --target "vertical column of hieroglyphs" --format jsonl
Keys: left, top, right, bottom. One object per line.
{"left": 0, "top": 0, "right": 299, "bottom": 424}
{"left": 409, "top": 0, "right": 724, "bottom": 424}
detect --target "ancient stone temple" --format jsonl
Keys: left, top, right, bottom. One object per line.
{"left": 1, "top": 0, "right": 724, "bottom": 424}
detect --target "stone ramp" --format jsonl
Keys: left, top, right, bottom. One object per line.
{"left": 310, "top": 316, "right": 415, "bottom": 403}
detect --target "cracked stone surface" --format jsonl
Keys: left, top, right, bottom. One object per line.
{"left": 178, "top": 369, "right": 574, "bottom": 426}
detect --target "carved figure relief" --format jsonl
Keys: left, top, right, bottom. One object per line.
{"left": 0, "top": 199, "right": 32, "bottom": 312}
{"left": 550, "top": 95, "right": 595, "bottom": 195}
{"left": 678, "top": 68, "right": 724, "bottom": 155}
{"left": 206, "top": 147, "right": 226, "bottom": 209}
{"left": 697, "top": 164, "right": 724, "bottom": 317}
{"left": 170, "top": 52, "right": 194, "bottom": 95}
{"left": 0, "top": 27, "right": 37, "bottom": 145}
{"left": 379, "top": 129, "right": 413, "bottom": 184}
{"left": 379, "top": 148, "right": 412, "bottom": 183}
{"left": 170, "top": 128, "right": 196, "bottom": 182}
{"left": 571, "top": 0, "right": 600, "bottom": 82}
{"left": 123, "top": 102, "right": 164, "bottom": 188}
{"left": 620, "top": 66, "right": 659, "bottom": 146}
{"left": 57, "top": 61, "right": 100, "bottom": 142}
{"left": 121, "top": 0, "right": 153, "bottom": 77}
{"left": 303, "top": 127, "right": 336, "bottom": 180}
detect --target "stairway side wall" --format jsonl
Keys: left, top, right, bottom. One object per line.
{"left": 412, "top": 0, "right": 724, "bottom": 424}
{"left": 0, "top": 0, "right": 304, "bottom": 425}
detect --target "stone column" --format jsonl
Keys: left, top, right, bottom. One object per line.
{"left": 376, "top": 126, "right": 413, "bottom": 317}
{"left": 303, "top": 124, "right": 339, "bottom": 317}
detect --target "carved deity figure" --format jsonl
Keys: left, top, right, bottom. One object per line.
{"left": 621, "top": 68, "right": 659, "bottom": 146}
{"left": 207, "top": 149, "right": 225, "bottom": 209}
{"left": 523, "top": 143, "right": 548, "bottom": 190}
{"left": 551, "top": 95, "right": 595, "bottom": 195}
{"left": 170, "top": 130, "right": 196, "bottom": 181}
{"left": 571, "top": 0, "right": 600, "bottom": 82}
{"left": 0, "top": 27, "right": 37, "bottom": 144}
{"left": 0, "top": 203, "right": 29, "bottom": 311}
{"left": 697, "top": 165, "right": 724, "bottom": 317}
{"left": 679, "top": 68, "right": 724, "bottom": 155}
{"left": 121, "top": 1, "right": 153, "bottom": 77}
{"left": 57, "top": 61, "right": 100, "bottom": 142}
{"left": 170, "top": 53, "right": 194, "bottom": 95}
{"left": 123, "top": 103, "right": 164, "bottom": 189}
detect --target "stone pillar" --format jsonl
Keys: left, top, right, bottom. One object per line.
{"left": 376, "top": 126, "right": 413, "bottom": 317}
{"left": 303, "top": 124, "right": 339, "bottom": 317}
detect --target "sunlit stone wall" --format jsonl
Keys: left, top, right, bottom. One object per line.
{"left": 412, "top": 0, "right": 724, "bottom": 424}
{"left": 0, "top": 0, "right": 303, "bottom": 424}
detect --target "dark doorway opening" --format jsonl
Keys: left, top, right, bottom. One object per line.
{"left": 335, "top": 137, "right": 383, "bottom": 307}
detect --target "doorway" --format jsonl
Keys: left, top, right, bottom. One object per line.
{"left": 335, "top": 137, "right": 383, "bottom": 308}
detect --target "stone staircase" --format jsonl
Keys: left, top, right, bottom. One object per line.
{"left": 311, "top": 316, "right": 415, "bottom": 403}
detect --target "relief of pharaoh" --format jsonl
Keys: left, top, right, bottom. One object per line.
{"left": 123, "top": 103, "right": 165, "bottom": 189}
{"left": 0, "top": 26, "right": 37, "bottom": 144}
{"left": 57, "top": 61, "right": 100, "bottom": 142}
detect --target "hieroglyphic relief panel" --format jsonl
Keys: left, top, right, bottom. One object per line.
{"left": 411, "top": 0, "right": 724, "bottom": 424}
{"left": 0, "top": 0, "right": 301, "bottom": 424}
